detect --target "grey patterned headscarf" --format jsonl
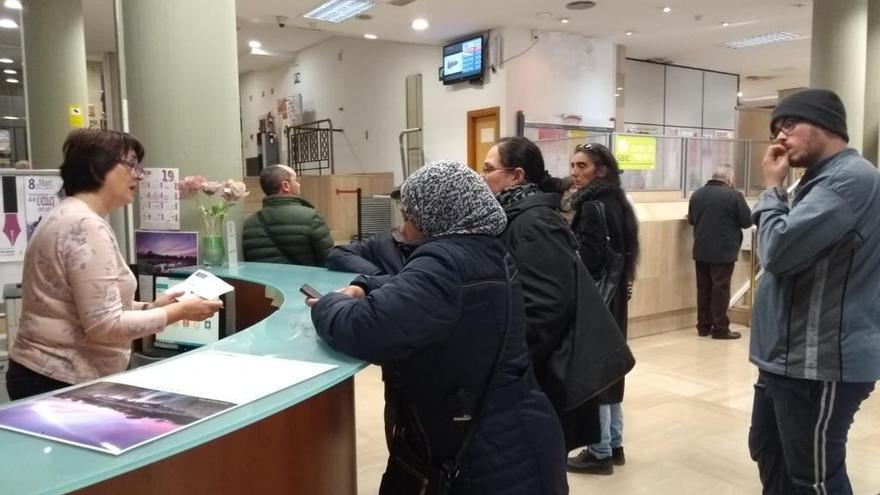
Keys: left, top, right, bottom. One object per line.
{"left": 400, "top": 160, "right": 507, "bottom": 238}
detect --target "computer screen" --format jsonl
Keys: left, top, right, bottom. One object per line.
{"left": 152, "top": 274, "right": 225, "bottom": 350}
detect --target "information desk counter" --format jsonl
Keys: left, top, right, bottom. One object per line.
{"left": 0, "top": 263, "right": 367, "bottom": 495}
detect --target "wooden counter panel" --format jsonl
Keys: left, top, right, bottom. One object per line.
{"left": 73, "top": 379, "right": 357, "bottom": 495}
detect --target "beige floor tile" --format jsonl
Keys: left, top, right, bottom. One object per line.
{"left": 354, "top": 326, "right": 880, "bottom": 494}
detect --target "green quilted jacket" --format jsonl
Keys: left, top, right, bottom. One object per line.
{"left": 242, "top": 195, "right": 334, "bottom": 266}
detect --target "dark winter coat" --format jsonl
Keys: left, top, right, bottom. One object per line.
{"left": 242, "top": 195, "right": 334, "bottom": 266}
{"left": 501, "top": 192, "right": 598, "bottom": 453}
{"left": 324, "top": 228, "right": 413, "bottom": 276}
{"left": 571, "top": 183, "right": 634, "bottom": 405}
{"left": 688, "top": 180, "right": 753, "bottom": 264}
{"left": 312, "top": 235, "right": 568, "bottom": 495}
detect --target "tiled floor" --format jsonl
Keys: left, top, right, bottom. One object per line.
{"left": 354, "top": 326, "right": 880, "bottom": 494}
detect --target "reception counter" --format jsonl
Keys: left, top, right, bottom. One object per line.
{"left": 0, "top": 263, "right": 367, "bottom": 495}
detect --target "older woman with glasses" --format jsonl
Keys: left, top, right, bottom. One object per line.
{"left": 6, "top": 129, "right": 222, "bottom": 400}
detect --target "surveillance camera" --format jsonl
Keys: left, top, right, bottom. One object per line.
{"left": 275, "top": 15, "right": 288, "bottom": 28}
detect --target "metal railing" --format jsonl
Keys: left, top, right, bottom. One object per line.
{"left": 287, "top": 119, "right": 341, "bottom": 175}
{"left": 520, "top": 122, "right": 782, "bottom": 196}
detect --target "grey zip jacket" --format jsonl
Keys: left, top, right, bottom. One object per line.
{"left": 751, "top": 148, "right": 880, "bottom": 383}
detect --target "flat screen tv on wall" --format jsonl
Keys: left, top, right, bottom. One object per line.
{"left": 441, "top": 34, "right": 485, "bottom": 85}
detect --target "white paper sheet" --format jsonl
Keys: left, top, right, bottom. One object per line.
{"left": 107, "top": 350, "right": 338, "bottom": 404}
{"left": 169, "top": 269, "right": 234, "bottom": 301}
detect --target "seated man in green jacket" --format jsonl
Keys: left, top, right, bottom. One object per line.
{"left": 242, "top": 164, "right": 334, "bottom": 265}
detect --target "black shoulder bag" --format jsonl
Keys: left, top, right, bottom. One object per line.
{"left": 588, "top": 201, "right": 625, "bottom": 306}
{"left": 256, "top": 211, "right": 315, "bottom": 265}
{"left": 378, "top": 262, "right": 514, "bottom": 495}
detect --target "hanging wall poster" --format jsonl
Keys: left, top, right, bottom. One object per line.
{"left": 139, "top": 167, "right": 180, "bottom": 231}
{"left": 22, "top": 175, "right": 64, "bottom": 240}
{"left": 0, "top": 176, "right": 26, "bottom": 262}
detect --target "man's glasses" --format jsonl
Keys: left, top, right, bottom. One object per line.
{"left": 770, "top": 118, "right": 801, "bottom": 141}
{"left": 119, "top": 157, "right": 144, "bottom": 176}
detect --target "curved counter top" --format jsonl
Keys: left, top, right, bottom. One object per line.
{"left": 0, "top": 262, "right": 366, "bottom": 495}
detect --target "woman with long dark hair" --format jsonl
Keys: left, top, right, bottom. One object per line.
{"left": 566, "top": 143, "right": 640, "bottom": 475}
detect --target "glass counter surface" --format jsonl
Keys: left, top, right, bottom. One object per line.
{"left": 0, "top": 262, "right": 366, "bottom": 495}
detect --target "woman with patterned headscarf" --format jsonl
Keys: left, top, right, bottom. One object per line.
{"left": 309, "top": 160, "right": 568, "bottom": 494}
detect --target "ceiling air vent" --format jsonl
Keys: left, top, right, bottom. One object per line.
{"left": 388, "top": 0, "right": 418, "bottom": 6}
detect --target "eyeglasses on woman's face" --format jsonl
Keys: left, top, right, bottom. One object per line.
{"left": 119, "top": 157, "right": 144, "bottom": 176}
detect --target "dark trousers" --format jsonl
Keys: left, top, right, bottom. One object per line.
{"left": 5, "top": 359, "right": 72, "bottom": 401}
{"left": 749, "top": 370, "right": 875, "bottom": 495}
{"left": 695, "top": 261, "right": 734, "bottom": 333}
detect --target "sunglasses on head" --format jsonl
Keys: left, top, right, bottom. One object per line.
{"left": 574, "top": 143, "right": 596, "bottom": 152}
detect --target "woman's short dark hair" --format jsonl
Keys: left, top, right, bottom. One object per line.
{"left": 496, "top": 136, "right": 556, "bottom": 191}
{"left": 60, "top": 129, "right": 145, "bottom": 196}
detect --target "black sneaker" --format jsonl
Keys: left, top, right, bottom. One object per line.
{"left": 567, "top": 449, "right": 614, "bottom": 475}
{"left": 612, "top": 446, "right": 625, "bottom": 465}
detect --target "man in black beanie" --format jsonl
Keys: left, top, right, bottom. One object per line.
{"left": 749, "top": 88, "right": 880, "bottom": 494}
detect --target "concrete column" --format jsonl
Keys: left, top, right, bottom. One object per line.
{"left": 864, "top": 0, "right": 880, "bottom": 165}
{"left": 810, "top": 0, "right": 868, "bottom": 151}
{"left": 119, "top": 0, "right": 242, "bottom": 233}
{"left": 22, "top": 0, "right": 89, "bottom": 169}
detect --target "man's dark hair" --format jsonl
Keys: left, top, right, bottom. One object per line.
{"left": 59, "top": 129, "right": 145, "bottom": 197}
{"left": 260, "top": 164, "right": 294, "bottom": 196}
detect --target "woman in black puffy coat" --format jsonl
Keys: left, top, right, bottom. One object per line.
{"left": 309, "top": 160, "right": 568, "bottom": 495}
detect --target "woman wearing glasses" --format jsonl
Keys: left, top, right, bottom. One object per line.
{"left": 6, "top": 129, "right": 222, "bottom": 400}
{"left": 566, "top": 143, "right": 640, "bottom": 475}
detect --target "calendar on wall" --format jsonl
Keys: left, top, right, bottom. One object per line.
{"left": 139, "top": 167, "right": 180, "bottom": 231}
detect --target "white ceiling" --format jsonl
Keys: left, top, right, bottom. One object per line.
{"left": 81, "top": 0, "right": 815, "bottom": 99}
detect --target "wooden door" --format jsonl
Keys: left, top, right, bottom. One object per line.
{"left": 467, "top": 107, "right": 500, "bottom": 171}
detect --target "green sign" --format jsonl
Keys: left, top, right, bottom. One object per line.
{"left": 614, "top": 135, "right": 656, "bottom": 170}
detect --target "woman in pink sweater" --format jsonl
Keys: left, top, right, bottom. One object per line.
{"left": 6, "top": 129, "right": 222, "bottom": 400}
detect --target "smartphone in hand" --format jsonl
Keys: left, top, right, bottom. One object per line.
{"left": 300, "top": 284, "right": 323, "bottom": 299}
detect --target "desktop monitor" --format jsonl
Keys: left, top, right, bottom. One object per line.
{"left": 152, "top": 273, "right": 230, "bottom": 351}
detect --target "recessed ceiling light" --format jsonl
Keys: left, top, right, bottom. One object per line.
{"left": 662, "top": 6, "right": 672, "bottom": 13}
{"left": 364, "top": 33, "right": 377, "bottom": 40}
{"left": 616, "top": 87, "right": 624, "bottom": 91}
{"left": 614, "top": 93, "right": 620, "bottom": 97}
{"left": 3, "top": 69, "right": 14, "bottom": 74}
{"left": 0, "top": 18, "right": 17, "bottom": 28}
{"left": 723, "top": 31, "right": 799, "bottom": 48}
{"left": 0, "top": 58, "right": 12, "bottom": 64}
{"left": 304, "top": 0, "right": 374, "bottom": 23}
{"left": 625, "top": 30, "right": 633, "bottom": 36}
{"left": 3, "top": 0, "right": 21, "bottom": 9}
{"left": 248, "top": 40, "right": 261, "bottom": 49}
{"left": 3, "top": 115, "right": 18, "bottom": 120}
{"left": 565, "top": 1, "right": 597, "bottom": 10}
{"left": 5, "top": 78, "right": 18, "bottom": 83}
{"left": 722, "top": 21, "right": 730, "bottom": 27}
{"left": 560, "top": 18, "right": 570, "bottom": 24}
{"left": 737, "top": 91, "right": 743, "bottom": 97}
{"left": 411, "top": 18, "right": 429, "bottom": 31}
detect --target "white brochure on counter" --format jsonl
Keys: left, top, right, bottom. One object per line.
{"left": 108, "top": 350, "right": 339, "bottom": 404}
{"left": 169, "top": 269, "right": 234, "bottom": 301}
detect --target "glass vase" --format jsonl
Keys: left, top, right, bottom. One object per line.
{"left": 201, "top": 215, "right": 226, "bottom": 266}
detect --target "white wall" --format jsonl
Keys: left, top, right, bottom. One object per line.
{"left": 238, "top": 30, "right": 618, "bottom": 184}
{"left": 503, "top": 29, "right": 616, "bottom": 130}
{"left": 239, "top": 37, "right": 506, "bottom": 184}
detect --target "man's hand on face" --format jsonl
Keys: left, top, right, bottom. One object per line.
{"left": 762, "top": 144, "right": 790, "bottom": 188}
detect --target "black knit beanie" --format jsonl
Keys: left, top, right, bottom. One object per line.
{"left": 770, "top": 89, "right": 848, "bottom": 142}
